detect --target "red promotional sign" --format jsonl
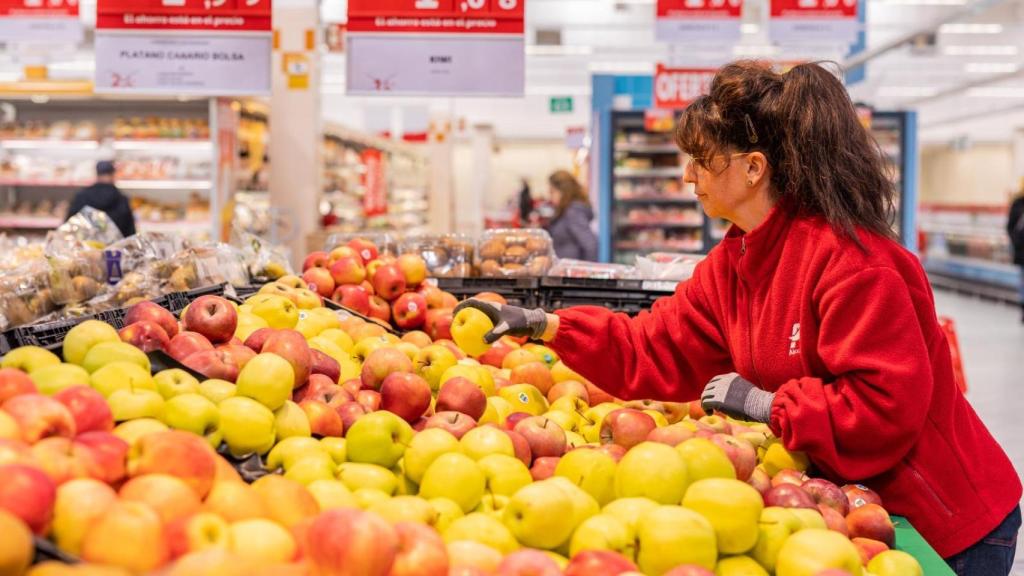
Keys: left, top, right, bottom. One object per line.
{"left": 361, "top": 149, "right": 388, "bottom": 218}
{"left": 657, "top": 0, "right": 740, "bottom": 20}
{"left": 347, "top": 0, "right": 524, "bottom": 34}
{"left": 655, "top": 0, "right": 741, "bottom": 43}
{"left": 654, "top": 65, "right": 716, "bottom": 110}
{"left": 0, "top": 0, "right": 81, "bottom": 43}
{"left": 769, "top": 0, "right": 860, "bottom": 45}
{"left": 0, "top": 0, "right": 78, "bottom": 17}
{"left": 769, "top": 0, "right": 856, "bottom": 19}
{"left": 96, "top": 0, "right": 271, "bottom": 32}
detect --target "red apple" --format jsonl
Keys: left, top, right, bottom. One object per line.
{"left": 74, "top": 431, "right": 128, "bottom": 485}
{"left": 328, "top": 245, "right": 362, "bottom": 265}
{"left": 509, "top": 362, "right": 554, "bottom": 395}
{"left": 529, "top": 456, "right": 560, "bottom": 481}
{"left": 182, "top": 349, "right": 241, "bottom": 382}
{"left": 297, "top": 374, "right": 348, "bottom": 404}
{"left": 396, "top": 254, "right": 428, "bottom": 289}
{"left": 380, "top": 372, "right": 431, "bottom": 423}
{"left": 764, "top": 484, "right": 817, "bottom": 510}
{"left": 747, "top": 467, "right": 771, "bottom": 496}
{"left": 360, "top": 348, "right": 413, "bottom": 391}
{"left": 303, "top": 251, "right": 330, "bottom": 271}
{"left": 424, "top": 309, "right": 454, "bottom": 342}
{"left": 54, "top": 386, "right": 112, "bottom": 434}
{"left": 31, "top": 436, "right": 100, "bottom": 485}
{"left": 599, "top": 409, "right": 656, "bottom": 450}
{"left": 119, "top": 321, "right": 171, "bottom": 353}
{"left": 709, "top": 433, "right": 757, "bottom": 481}
{"left": 514, "top": 416, "right": 567, "bottom": 459}
{"left": 505, "top": 412, "right": 532, "bottom": 431}
{"left": 478, "top": 342, "right": 515, "bottom": 369}
{"left": 495, "top": 549, "right": 561, "bottom": 576}
{"left": 300, "top": 400, "right": 345, "bottom": 438}
{"left": 216, "top": 344, "right": 256, "bottom": 371}
{"left": 436, "top": 377, "right": 487, "bottom": 421}
{"left": 389, "top": 521, "right": 448, "bottom": 576}
{"left": 424, "top": 411, "right": 476, "bottom": 440}
{"left": 125, "top": 301, "right": 180, "bottom": 339}
{"left": 392, "top": 292, "right": 428, "bottom": 330}
{"left": 303, "top": 268, "right": 336, "bottom": 298}
{"left": 845, "top": 503, "right": 895, "bottom": 548}
{"left": 262, "top": 330, "right": 313, "bottom": 388}
{"left": 356, "top": 390, "right": 381, "bottom": 413}
{"left": 401, "top": 331, "right": 432, "bottom": 348}
{"left": 243, "top": 327, "right": 276, "bottom": 353}
{"left": 310, "top": 349, "right": 341, "bottom": 383}
{"left": 360, "top": 280, "right": 375, "bottom": 296}
{"left": 0, "top": 463, "right": 56, "bottom": 534}
{"left": 418, "top": 285, "right": 446, "bottom": 310}
{"left": 439, "top": 293, "right": 458, "bottom": 309}
{"left": 367, "top": 296, "right": 391, "bottom": 322}
{"left": 329, "top": 256, "right": 367, "bottom": 286}
{"left": 182, "top": 295, "right": 237, "bottom": 344}
{"left": 594, "top": 443, "right": 626, "bottom": 463}
{"left": 128, "top": 430, "right": 218, "bottom": 498}
{"left": 473, "top": 292, "right": 507, "bottom": 305}
{"left": 546, "top": 380, "right": 589, "bottom": 405}
{"left": 771, "top": 469, "right": 809, "bottom": 488}
{"left": 372, "top": 264, "right": 407, "bottom": 302}
{"left": 585, "top": 382, "right": 615, "bottom": 406}
{"left": 341, "top": 379, "right": 363, "bottom": 398}
{"left": 334, "top": 284, "right": 371, "bottom": 316}
{"left": 0, "top": 439, "right": 31, "bottom": 467}
{"left": 334, "top": 401, "right": 368, "bottom": 432}
{"left": 803, "top": 478, "right": 849, "bottom": 516}
{"left": 647, "top": 423, "right": 695, "bottom": 447}
{"left": 347, "top": 239, "right": 380, "bottom": 265}
{"left": 819, "top": 503, "right": 849, "bottom": 536}
{"left": 3, "top": 394, "right": 75, "bottom": 443}
{"left": 662, "top": 567, "right": 716, "bottom": 576}
{"left": 564, "top": 550, "right": 638, "bottom": 576}
{"left": 842, "top": 483, "right": 883, "bottom": 510}
{"left": 503, "top": 429, "right": 532, "bottom": 467}
{"left": 307, "top": 508, "right": 397, "bottom": 576}
{"left": 0, "top": 369, "right": 37, "bottom": 404}
{"left": 852, "top": 537, "right": 889, "bottom": 565}
{"left": 167, "top": 331, "right": 214, "bottom": 362}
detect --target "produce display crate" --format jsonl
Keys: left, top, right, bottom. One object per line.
{"left": 539, "top": 276, "right": 678, "bottom": 315}
{"left": 432, "top": 277, "right": 541, "bottom": 308}
{"left": 893, "top": 516, "right": 955, "bottom": 575}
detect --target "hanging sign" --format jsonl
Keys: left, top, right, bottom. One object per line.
{"left": 361, "top": 149, "right": 387, "bottom": 218}
{"left": 94, "top": 0, "right": 272, "bottom": 96}
{"left": 346, "top": 0, "right": 525, "bottom": 96}
{"left": 654, "top": 65, "right": 716, "bottom": 110}
{"left": 0, "top": 0, "right": 82, "bottom": 44}
{"left": 656, "top": 0, "right": 742, "bottom": 44}
{"left": 769, "top": 0, "right": 860, "bottom": 46}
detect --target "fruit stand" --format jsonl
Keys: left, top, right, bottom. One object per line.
{"left": 0, "top": 234, "right": 954, "bottom": 576}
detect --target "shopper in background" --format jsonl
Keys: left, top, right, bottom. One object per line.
{"left": 517, "top": 178, "right": 534, "bottom": 225}
{"left": 67, "top": 161, "right": 136, "bottom": 237}
{"left": 545, "top": 170, "right": 598, "bottom": 261}
{"left": 458, "top": 61, "right": 1020, "bottom": 576}
{"left": 1006, "top": 179, "right": 1024, "bottom": 322}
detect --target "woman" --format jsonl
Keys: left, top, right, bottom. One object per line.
{"left": 545, "top": 170, "right": 598, "bottom": 261}
{"left": 457, "top": 61, "right": 1020, "bottom": 576}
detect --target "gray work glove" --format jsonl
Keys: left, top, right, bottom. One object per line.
{"left": 453, "top": 299, "right": 548, "bottom": 344}
{"left": 701, "top": 373, "right": 775, "bottom": 423}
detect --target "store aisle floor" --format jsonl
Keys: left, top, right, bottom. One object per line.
{"left": 933, "top": 289, "right": 1024, "bottom": 574}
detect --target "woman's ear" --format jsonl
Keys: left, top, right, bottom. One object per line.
{"left": 746, "top": 151, "right": 770, "bottom": 186}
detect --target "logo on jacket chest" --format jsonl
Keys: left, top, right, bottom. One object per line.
{"left": 788, "top": 323, "right": 801, "bottom": 356}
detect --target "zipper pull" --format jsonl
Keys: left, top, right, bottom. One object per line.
{"left": 740, "top": 237, "right": 747, "bottom": 255}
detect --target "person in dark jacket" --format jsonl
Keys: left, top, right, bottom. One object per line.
{"left": 545, "top": 170, "right": 598, "bottom": 261}
{"left": 1006, "top": 181, "right": 1024, "bottom": 321}
{"left": 518, "top": 178, "right": 534, "bottom": 225}
{"left": 67, "top": 161, "right": 136, "bottom": 237}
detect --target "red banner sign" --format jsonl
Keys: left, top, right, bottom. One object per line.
{"left": 769, "top": 0, "right": 859, "bottom": 45}
{"left": 0, "top": 0, "right": 78, "bottom": 17}
{"left": 654, "top": 66, "right": 716, "bottom": 110}
{"left": 347, "top": 0, "right": 524, "bottom": 34}
{"left": 769, "top": 0, "right": 856, "bottom": 19}
{"left": 655, "top": 0, "right": 741, "bottom": 43}
{"left": 96, "top": 0, "right": 271, "bottom": 32}
{"left": 361, "top": 149, "right": 387, "bottom": 218}
{"left": 657, "top": 0, "right": 740, "bottom": 20}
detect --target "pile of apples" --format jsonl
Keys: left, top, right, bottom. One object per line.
{"left": 0, "top": 290, "right": 926, "bottom": 576}
{"left": 301, "top": 238, "right": 452, "bottom": 334}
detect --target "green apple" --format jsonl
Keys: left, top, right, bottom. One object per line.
{"left": 502, "top": 480, "right": 576, "bottom": 549}
{"left": 108, "top": 388, "right": 165, "bottom": 422}
{"left": 199, "top": 379, "right": 236, "bottom": 404}
{"left": 352, "top": 488, "right": 392, "bottom": 510}
{"left": 867, "top": 550, "right": 923, "bottom": 576}
{"left": 451, "top": 308, "right": 494, "bottom": 357}
{"left": 682, "top": 478, "right": 763, "bottom": 555}
{"left": 460, "top": 426, "right": 515, "bottom": 460}
{"left": 555, "top": 448, "right": 617, "bottom": 506}
{"left": 752, "top": 516, "right": 792, "bottom": 573}
{"left": 676, "top": 438, "right": 736, "bottom": 481}
{"left": 154, "top": 369, "right": 201, "bottom": 399}
{"left": 218, "top": 396, "right": 276, "bottom": 456}
{"left": 602, "top": 497, "right": 660, "bottom": 533}
{"left": 89, "top": 361, "right": 156, "bottom": 398}
{"left": 235, "top": 353, "right": 294, "bottom": 411}
{"left": 761, "top": 507, "right": 803, "bottom": 533}
{"left": 636, "top": 505, "right": 717, "bottom": 574}
{"left": 266, "top": 437, "right": 325, "bottom": 471}
{"left": 414, "top": 345, "right": 458, "bottom": 392}
{"left": 429, "top": 497, "right": 464, "bottom": 532}
{"left": 477, "top": 454, "right": 532, "bottom": 497}
{"left": 336, "top": 462, "right": 398, "bottom": 495}
{"left": 369, "top": 495, "right": 437, "bottom": 524}
{"left": 404, "top": 428, "right": 462, "bottom": 484}
{"left": 320, "top": 437, "right": 347, "bottom": 465}
{"left": 1, "top": 346, "right": 60, "bottom": 372}
{"left": 284, "top": 454, "right": 336, "bottom": 485}
{"left": 474, "top": 494, "right": 511, "bottom": 519}
{"left": 498, "top": 384, "right": 549, "bottom": 416}
{"left": 569, "top": 513, "right": 636, "bottom": 560}
{"left": 546, "top": 477, "right": 600, "bottom": 540}
{"left": 274, "top": 400, "right": 311, "bottom": 441}
{"left": 614, "top": 441, "right": 689, "bottom": 504}
{"left": 82, "top": 341, "right": 151, "bottom": 374}
{"left": 392, "top": 460, "right": 418, "bottom": 496}
{"left": 479, "top": 396, "right": 513, "bottom": 426}
{"left": 306, "top": 479, "right": 358, "bottom": 511}
{"left": 440, "top": 364, "right": 495, "bottom": 397}
{"left": 580, "top": 403, "right": 620, "bottom": 443}
{"left": 345, "top": 411, "right": 414, "bottom": 469}
{"left": 443, "top": 513, "right": 519, "bottom": 555}
{"left": 30, "top": 363, "right": 90, "bottom": 395}
{"left": 162, "top": 393, "right": 221, "bottom": 448}
{"left": 419, "top": 452, "right": 486, "bottom": 513}
{"left": 63, "top": 320, "right": 120, "bottom": 367}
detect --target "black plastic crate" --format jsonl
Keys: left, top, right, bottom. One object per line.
{"left": 1, "top": 316, "right": 94, "bottom": 355}
{"left": 539, "top": 276, "right": 678, "bottom": 315}
{"left": 433, "top": 277, "right": 540, "bottom": 308}
{"left": 161, "top": 283, "right": 230, "bottom": 315}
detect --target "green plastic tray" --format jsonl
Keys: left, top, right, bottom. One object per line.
{"left": 893, "top": 516, "right": 955, "bottom": 575}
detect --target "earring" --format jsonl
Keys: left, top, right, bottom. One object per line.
{"left": 747, "top": 180, "right": 754, "bottom": 187}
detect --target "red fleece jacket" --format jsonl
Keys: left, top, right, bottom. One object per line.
{"left": 550, "top": 207, "right": 1021, "bottom": 558}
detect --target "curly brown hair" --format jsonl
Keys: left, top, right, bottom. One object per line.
{"left": 675, "top": 60, "right": 896, "bottom": 243}
{"left": 549, "top": 170, "right": 589, "bottom": 219}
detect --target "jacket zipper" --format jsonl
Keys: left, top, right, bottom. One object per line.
{"left": 739, "top": 238, "right": 763, "bottom": 384}
{"left": 907, "top": 462, "right": 954, "bottom": 518}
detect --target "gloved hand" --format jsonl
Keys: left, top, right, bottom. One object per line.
{"left": 453, "top": 299, "right": 549, "bottom": 344}
{"left": 701, "top": 373, "right": 775, "bottom": 423}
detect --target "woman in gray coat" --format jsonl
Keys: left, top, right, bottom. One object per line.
{"left": 545, "top": 170, "right": 599, "bottom": 261}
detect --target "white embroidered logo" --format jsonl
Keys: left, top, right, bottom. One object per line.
{"left": 789, "top": 323, "right": 801, "bottom": 356}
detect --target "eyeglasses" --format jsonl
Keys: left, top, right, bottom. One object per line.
{"left": 687, "top": 152, "right": 752, "bottom": 172}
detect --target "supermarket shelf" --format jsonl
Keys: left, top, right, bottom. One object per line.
{"left": 0, "top": 216, "right": 63, "bottom": 229}
{"left": 0, "top": 180, "right": 91, "bottom": 187}
{"left": 615, "top": 167, "right": 685, "bottom": 178}
{"left": 0, "top": 139, "right": 98, "bottom": 150}
{"left": 920, "top": 223, "right": 1006, "bottom": 239}
{"left": 615, "top": 143, "right": 680, "bottom": 154}
{"left": 617, "top": 221, "right": 704, "bottom": 229}
{"left": 617, "top": 196, "right": 698, "bottom": 205}
{"left": 923, "top": 255, "right": 1019, "bottom": 303}
{"left": 118, "top": 180, "right": 211, "bottom": 191}
{"left": 112, "top": 139, "right": 211, "bottom": 152}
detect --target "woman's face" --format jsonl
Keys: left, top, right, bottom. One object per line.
{"left": 549, "top": 186, "right": 562, "bottom": 206}
{"left": 683, "top": 153, "right": 756, "bottom": 221}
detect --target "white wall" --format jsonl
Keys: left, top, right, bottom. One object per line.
{"left": 453, "top": 138, "right": 580, "bottom": 214}
{"left": 920, "top": 143, "right": 1017, "bottom": 206}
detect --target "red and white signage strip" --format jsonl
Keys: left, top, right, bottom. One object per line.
{"left": 655, "top": 0, "right": 742, "bottom": 44}
{"left": 94, "top": 0, "right": 272, "bottom": 96}
{"left": 654, "top": 65, "right": 716, "bottom": 110}
{"left": 346, "top": 0, "right": 525, "bottom": 96}
{"left": 361, "top": 149, "right": 387, "bottom": 218}
{"left": 769, "top": 0, "right": 860, "bottom": 46}
{"left": 0, "top": 0, "right": 82, "bottom": 44}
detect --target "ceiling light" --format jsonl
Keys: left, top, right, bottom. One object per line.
{"left": 939, "top": 23, "right": 1003, "bottom": 34}
{"left": 877, "top": 86, "right": 940, "bottom": 98}
{"left": 613, "top": 0, "right": 656, "bottom": 5}
{"left": 943, "top": 45, "right": 1019, "bottom": 56}
{"left": 966, "top": 87, "right": 1024, "bottom": 98}
{"left": 964, "top": 62, "right": 1019, "bottom": 73}
{"left": 733, "top": 44, "right": 780, "bottom": 57}
{"left": 525, "top": 45, "right": 594, "bottom": 56}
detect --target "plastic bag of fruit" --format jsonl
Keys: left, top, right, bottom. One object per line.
{"left": 232, "top": 228, "right": 292, "bottom": 282}
{"left": 0, "top": 261, "right": 56, "bottom": 330}
{"left": 548, "top": 259, "right": 639, "bottom": 280}
{"left": 400, "top": 233, "right": 474, "bottom": 278}
{"left": 50, "top": 205, "right": 124, "bottom": 248}
{"left": 635, "top": 252, "right": 703, "bottom": 281}
{"left": 476, "top": 228, "right": 555, "bottom": 277}
{"left": 325, "top": 231, "right": 400, "bottom": 259}
{"left": 190, "top": 244, "right": 251, "bottom": 288}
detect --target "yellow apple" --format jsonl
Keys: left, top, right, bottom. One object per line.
{"left": 62, "top": 320, "right": 120, "bottom": 367}
{"left": 635, "top": 505, "right": 717, "bottom": 574}
{"left": 51, "top": 479, "right": 118, "bottom": 556}
{"left": 443, "top": 513, "right": 519, "bottom": 555}
{"left": 234, "top": 312, "right": 269, "bottom": 343}
{"left": 29, "top": 363, "right": 91, "bottom": 396}
{"left": 614, "top": 442, "right": 689, "bottom": 504}
{"left": 676, "top": 438, "right": 736, "bottom": 481}
{"left": 318, "top": 329, "right": 354, "bottom": 353}
{"left": 419, "top": 452, "right": 486, "bottom": 513}
{"left": 229, "top": 519, "right": 296, "bottom": 564}
{"left": 306, "top": 479, "right": 358, "bottom": 511}
{"left": 440, "top": 364, "right": 495, "bottom": 397}
{"left": 775, "top": 529, "right": 863, "bottom": 576}
{"left": 251, "top": 295, "right": 299, "bottom": 330}
{"left": 479, "top": 396, "right": 513, "bottom": 426}
{"left": 451, "top": 308, "right": 494, "bottom": 357}
{"left": 867, "top": 550, "right": 923, "bottom": 576}
{"left": 498, "top": 384, "right": 549, "bottom": 416}
{"left": 82, "top": 342, "right": 151, "bottom": 374}
{"left": 682, "top": 478, "right": 763, "bottom": 555}
{"left": 415, "top": 345, "right": 459, "bottom": 392}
